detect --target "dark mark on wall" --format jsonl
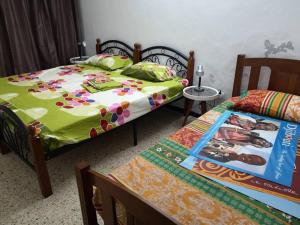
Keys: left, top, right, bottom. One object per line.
{"left": 209, "top": 73, "right": 215, "bottom": 84}
{"left": 264, "top": 40, "right": 294, "bottom": 58}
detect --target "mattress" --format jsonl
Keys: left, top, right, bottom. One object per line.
{"left": 0, "top": 64, "right": 185, "bottom": 151}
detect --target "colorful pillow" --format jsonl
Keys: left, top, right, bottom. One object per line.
{"left": 84, "top": 54, "right": 133, "bottom": 71}
{"left": 232, "top": 89, "right": 300, "bottom": 123}
{"left": 121, "top": 62, "right": 176, "bottom": 82}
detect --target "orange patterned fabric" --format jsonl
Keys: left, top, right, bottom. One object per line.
{"left": 285, "top": 95, "right": 300, "bottom": 123}
{"left": 233, "top": 90, "right": 300, "bottom": 123}
{"left": 169, "top": 127, "right": 203, "bottom": 148}
{"left": 111, "top": 156, "right": 258, "bottom": 225}
{"left": 232, "top": 90, "right": 269, "bottom": 114}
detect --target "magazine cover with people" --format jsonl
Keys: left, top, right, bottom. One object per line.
{"left": 187, "top": 110, "right": 300, "bottom": 186}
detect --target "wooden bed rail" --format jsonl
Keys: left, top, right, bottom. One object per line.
{"left": 75, "top": 161, "right": 178, "bottom": 225}
{"left": 232, "top": 54, "right": 300, "bottom": 96}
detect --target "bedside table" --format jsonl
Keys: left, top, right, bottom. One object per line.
{"left": 182, "top": 85, "right": 221, "bottom": 126}
{"left": 70, "top": 56, "right": 89, "bottom": 64}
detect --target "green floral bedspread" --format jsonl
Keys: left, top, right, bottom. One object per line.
{"left": 0, "top": 64, "right": 185, "bottom": 151}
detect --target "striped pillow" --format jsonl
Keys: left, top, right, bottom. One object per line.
{"left": 232, "top": 90, "right": 300, "bottom": 123}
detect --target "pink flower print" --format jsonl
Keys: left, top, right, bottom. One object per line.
{"left": 83, "top": 72, "right": 111, "bottom": 84}
{"left": 108, "top": 102, "right": 130, "bottom": 125}
{"left": 181, "top": 79, "right": 189, "bottom": 87}
{"left": 113, "top": 88, "right": 134, "bottom": 96}
{"left": 121, "top": 80, "right": 131, "bottom": 86}
{"left": 166, "top": 68, "right": 176, "bottom": 77}
{"left": 96, "top": 53, "right": 111, "bottom": 59}
{"left": 95, "top": 76, "right": 112, "bottom": 83}
{"left": 28, "top": 79, "right": 65, "bottom": 93}
{"left": 55, "top": 92, "right": 95, "bottom": 109}
{"left": 148, "top": 93, "right": 167, "bottom": 110}
{"left": 121, "top": 80, "right": 143, "bottom": 91}
{"left": 58, "top": 65, "right": 84, "bottom": 76}
{"left": 47, "top": 79, "right": 65, "bottom": 89}
{"left": 85, "top": 72, "right": 107, "bottom": 80}
{"left": 8, "top": 71, "right": 41, "bottom": 83}
{"left": 71, "top": 89, "right": 91, "bottom": 98}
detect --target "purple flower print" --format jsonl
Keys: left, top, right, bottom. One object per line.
{"left": 56, "top": 90, "right": 95, "bottom": 109}
{"left": 148, "top": 93, "right": 167, "bottom": 110}
{"left": 108, "top": 102, "right": 130, "bottom": 125}
{"left": 8, "top": 71, "right": 42, "bottom": 82}
{"left": 83, "top": 72, "right": 111, "bottom": 84}
{"left": 57, "top": 65, "right": 84, "bottom": 76}
{"left": 113, "top": 88, "right": 135, "bottom": 96}
{"left": 121, "top": 80, "right": 143, "bottom": 91}
{"left": 28, "top": 79, "right": 65, "bottom": 93}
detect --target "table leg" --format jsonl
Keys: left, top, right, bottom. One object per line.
{"left": 182, "top": 99, "right": 194, "bottom": 126}
{"left": 200, "top": 101, "right": 207, "bottom": 114}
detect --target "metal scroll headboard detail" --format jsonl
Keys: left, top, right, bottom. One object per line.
{"left": 141, "top": 46, "right": 189, "bottom": 78}
{"left": 0, "top": 105, "right": 33, "bottom": 168}
{"left": 97, "top": 40, "right": 134, "bottom": 59}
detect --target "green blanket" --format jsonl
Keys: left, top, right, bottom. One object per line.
{"left": 87, "top": 79, "right": 122, "bottom": 91}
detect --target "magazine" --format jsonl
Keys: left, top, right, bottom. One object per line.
{"left": 180, "top": 153, "right": 300, "bottom": 202}
{"left": 188, "top": 110, "right": 300, "bottom": 187}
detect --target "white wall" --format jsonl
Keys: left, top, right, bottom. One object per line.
{"left": 79, "top": 0, "right": 300, "bottom": 103}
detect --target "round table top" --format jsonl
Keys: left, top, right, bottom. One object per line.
{"left": 70, "top": 56, "right": 89, "bottom": 64}
{"left": 183, "top": 86, "right": 221, "bottom": 101}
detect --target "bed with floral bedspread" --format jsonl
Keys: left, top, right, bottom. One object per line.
{"left": 0, "top": 64, "right": 185, "bottom": 151}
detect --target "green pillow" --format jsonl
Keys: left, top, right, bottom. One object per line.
{"left": 121, "top": 62, "right": 176, "bottom": 82}
{"left": 84, "top": 54, "right": 133, "bottom": 71}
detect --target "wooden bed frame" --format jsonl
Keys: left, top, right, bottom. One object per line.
{"left": 76, "top": 54, "right": 300, "bottom": 225}
{"left": 232, "top": 54, "right": 300, "bottom": 96}
{"left": 0, "top": 39, "right": 195, "bottom": 198}
{"left": 76, "top": 161, "right": 178, "bottom": 225}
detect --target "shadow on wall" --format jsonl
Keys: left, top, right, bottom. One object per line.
{"left": 264, "top": 40, "right": 294, "bottom": 57}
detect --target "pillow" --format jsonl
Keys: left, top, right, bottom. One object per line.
{"left": 121, "top": 62, "right": 176, "bottom": 82}
{"left": 232, "top": 89, "right": 300, "bottom": 123}
{"left": 84, "top": 54, "right": 133, "bottom": 71}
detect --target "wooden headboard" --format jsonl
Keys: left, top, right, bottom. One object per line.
{"left": 232, "top": 54, "right": 300, "bottom": 96}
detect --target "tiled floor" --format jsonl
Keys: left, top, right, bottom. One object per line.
{"left": 0, "top": 108, "right": 195, "bottom": 225}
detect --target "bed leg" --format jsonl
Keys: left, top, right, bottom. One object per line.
{"left": 29, "top": 129, "right": 53, "bottom": 198}
{"left": 0, "top": 141, "right": 10, "bottom": 154}
{"left": 132, "top": 121, "right": 138, "bottom": 146}
{"left": 75, "top": 161, "right": 98, "bottom": 225}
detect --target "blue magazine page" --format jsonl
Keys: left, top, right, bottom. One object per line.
{"left": 180, "top": 155, "right": 300, "bottom": 219}
{"left": 189, "top": 110, "right": 300, "bottom": 187}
